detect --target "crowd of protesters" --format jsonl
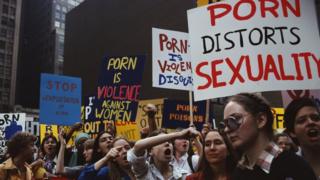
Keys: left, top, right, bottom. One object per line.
{"left": 0, "top": 93, "right": 319, "bottom": 180}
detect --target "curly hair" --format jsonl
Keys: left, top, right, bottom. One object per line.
{"left": 227, "top": 93, "right": 274, "bottom": 139}
{"left": 7, "top": 132, "right": 37, "bottom": 158}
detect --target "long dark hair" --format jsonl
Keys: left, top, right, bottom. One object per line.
{"left": 197, "top": 130, "right": 237, "bottom": 180}
{"left": 108, "top": 137, "right": 134, "bottom": 180}
{"left": 91, "top": 131, "right": 113, "bottom": 163}
{"left": 41, "top": 134, "right": 60, "bottom": 158}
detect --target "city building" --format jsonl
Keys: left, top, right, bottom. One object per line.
{"left": 0, "top": 0, "right": 22, "bottom": 112}
{"left": 15, "top": 0, "right": 84, "bottom": 110}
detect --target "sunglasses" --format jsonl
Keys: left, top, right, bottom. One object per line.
{"left": 221, "top": 115, "right": 244, "bottom": 131}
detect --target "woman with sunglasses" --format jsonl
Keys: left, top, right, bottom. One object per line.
{"left": 284, "top": 97, "right": 320, "bottom": 178}
{"left": 186, "top": 130, "right": 236, "bottom": 180}
{"left": 223, "top": 93, "right": 317, "bottom": 180}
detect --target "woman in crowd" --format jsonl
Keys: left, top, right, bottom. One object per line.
{"left": 284, "top": 97, "right": 320, "bottom": 178}
{"left": 172, "top": 128, "right": 202, "bottom": 174}
{"left": 223, "top": 93, "right": 317, "bottom": 180}
{"left": 0, "top": 132, "right": 37, "bottom": 180}
{"left": 274, "top": 133, "right": 297, "bottom": 152}
{"left": 56, "top": 127, "right": 95, "bottom": 179}
{"left": 92, "top": 137, "right": 135, "bottom": 180}
{"left": 91, "top": 131, "right": 114, "bottom": 163}
{"left": 41, "top": 134, "right": 59, "bottom": 176}
{"left": 186, "top": 130, "right": 236, "bottom": 180}
{"left": 128, "top": 127, "right": 200, "bottom": 179}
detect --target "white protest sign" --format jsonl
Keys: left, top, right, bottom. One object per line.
{"left": 187, "top": 0, "right": 320, "bottom": 101}
{"left": 152, "top": 28, "right": 193, "bottom": 90}
{"left": 0, "top": 113, "right": 26, "bottom": 156}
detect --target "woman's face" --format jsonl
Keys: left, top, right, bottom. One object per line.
{"left": 43, "top": 137, "right": 57, "bottom": 156}
{"left": 223, "top": 101, "right": 259, "bottom": 150}
{"left": 113, "top": 139, "right": 131, "bottom": 167}
{"left": 293, "top": 106, "right": 320, "bottom": 148}
{"left": 83, "top": 147, "right": 93, "bottom": 163}
{"left": 204, "top": 131, "right": 227, "bottom": 165}
{"left": 150, "top": 133, "right": 173, "bottom": 164}
{"left": 98, "top": 133, "right": 113, "bottom": 155}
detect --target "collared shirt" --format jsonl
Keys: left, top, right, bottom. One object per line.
{"left": 127, "top": 149, "right": 188, "bottom": 180}
{"left": 171, "top": 153, "right": 199, "bottom": 174}
{"left": 0, "top": 158, "right": 34, "bottom": 180}
{"left": 238, "top": 142, "right": 282, "bottom": 174}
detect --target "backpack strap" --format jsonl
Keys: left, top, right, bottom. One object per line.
{"left": 187, "top": 155, "right": 195, "bottom": 173}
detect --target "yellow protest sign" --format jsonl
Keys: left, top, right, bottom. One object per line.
{"left": 136, "top": 99, "right": 164, "bottom": 130}
{"left": 272, "top": 108, "right": 285, "bottom": 131}
{"left": 115, "top": 120, "right": 140, "bottom": 141}
{"left": 40, "top": 124, "right": 59, "bottom": 143}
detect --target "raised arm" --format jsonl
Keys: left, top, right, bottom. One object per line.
{"left": 56, "top": 127, "right": 66, "bottom": 175}
{"left": 133, "top": 127, "right": 200, "bottom": 156}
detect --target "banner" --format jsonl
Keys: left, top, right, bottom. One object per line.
{"left": 136, "top": 99, "right": 164, "bottom": 130}
{"left": 0, "top": 113, "right": 26, "bottom": 156}
{"left": 187, "top": 0, "right": 320, "bottom": 101}
{"left": 281, "top": 89, "right": 320, "bottom": 108}
{"left": 39, "top": 73, "right": 82, "bottom": 125}
{"left": 162, "top": 100, "right": 207, "bottom": 130}
{"left": 152, "top": 28, "right": 192, "bottom": 90}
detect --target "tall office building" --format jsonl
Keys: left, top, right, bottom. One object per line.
{"left": 15, "top": 0, "right": 84, "bottom": 109}
{"left": 0, "top": 0, "right": 22, "bottom": 112}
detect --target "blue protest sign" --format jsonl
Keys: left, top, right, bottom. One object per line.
{"left": 39, "top": 73, "right": 81, "bottom": 125}
{"left": 162, "top": 99, "right": 210, "bottom": 130}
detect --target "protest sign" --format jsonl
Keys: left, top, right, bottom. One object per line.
{"left": 40, "top": 73, "right": 82, "bottom": 125}
{"left": 162, "top": 100, "right": 207, "bottom": 130}
{"left": 281, "top": 90, "right": 320, "bottom": 108}
{"left": 272, "top": 107, "right": 285, "bottom": 132}
{"left": 115, "top": 120, "right": 140, "bottom": 141}
{"left": 40, "top": 124, "right": 58, "bottom": 144}
{"left": 152, "top": 28, "right": 192, "bottom": 90}
{"left": 136, "top": 99, "right": 164, "bottom": 130}
{"left": 95, "top": 55, "right": 145, "bottom": 122}
{"left": 188, "top": 0, "right": 320, "bottom": 101}
{"left": 0, "top": 113, "right": 26, "bottom": 156}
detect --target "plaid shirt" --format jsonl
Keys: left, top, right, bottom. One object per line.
{"left": 238, "top": 142, "right": 282, "bottom": 174}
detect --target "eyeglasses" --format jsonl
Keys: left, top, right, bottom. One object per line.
{"left": 295, "top": 114, "right": 320, "bottom": 124}
{"left": 222, "top": 114, "right": 245, "bottom": 131}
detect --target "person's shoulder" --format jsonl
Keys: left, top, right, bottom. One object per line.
{"left": 271, "top": 151, "right": 317, "bottom": 180}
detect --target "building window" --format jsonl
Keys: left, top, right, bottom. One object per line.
{"left": 0, "top": 29, "right": 7, "bottom": 38}
{"left": 55, "top": 12, "right": 60, "bottom": 19}
{"left": 56, "top": 4, "right": 61, "bottom": 10}
{"left": 61, "top": 23, "right": 65, "bottom": 29}
{"left": 55, "top": 21, "right": 60, "bottom": 28}
{"left": 9, "top": 7, "right": 15, "bottom": 16}
{"left": 61, "top": 13, "right": 65, "bottom": 21}
{"left": 1, "top": 16, "right": 8, "bottom": 26}
{"left": 8, "top": 18, "right": 14, "bottom": 28}
{"left": 0, "top": 41, "right": 5, "bottom": 50}
{"left": 0, "top": 53, "right": 4, "bottom": 64}
{"left": 2, "top": 5, "right": 9, "bottom": 14}
{"left": 7, "top": 30, "right": 13, "bottom": 39}
{"left": 10, "top": 0, "right": 16, "bottom": 5}
{"left": 62, "top": 6, "right": 67, "bottom": 13}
